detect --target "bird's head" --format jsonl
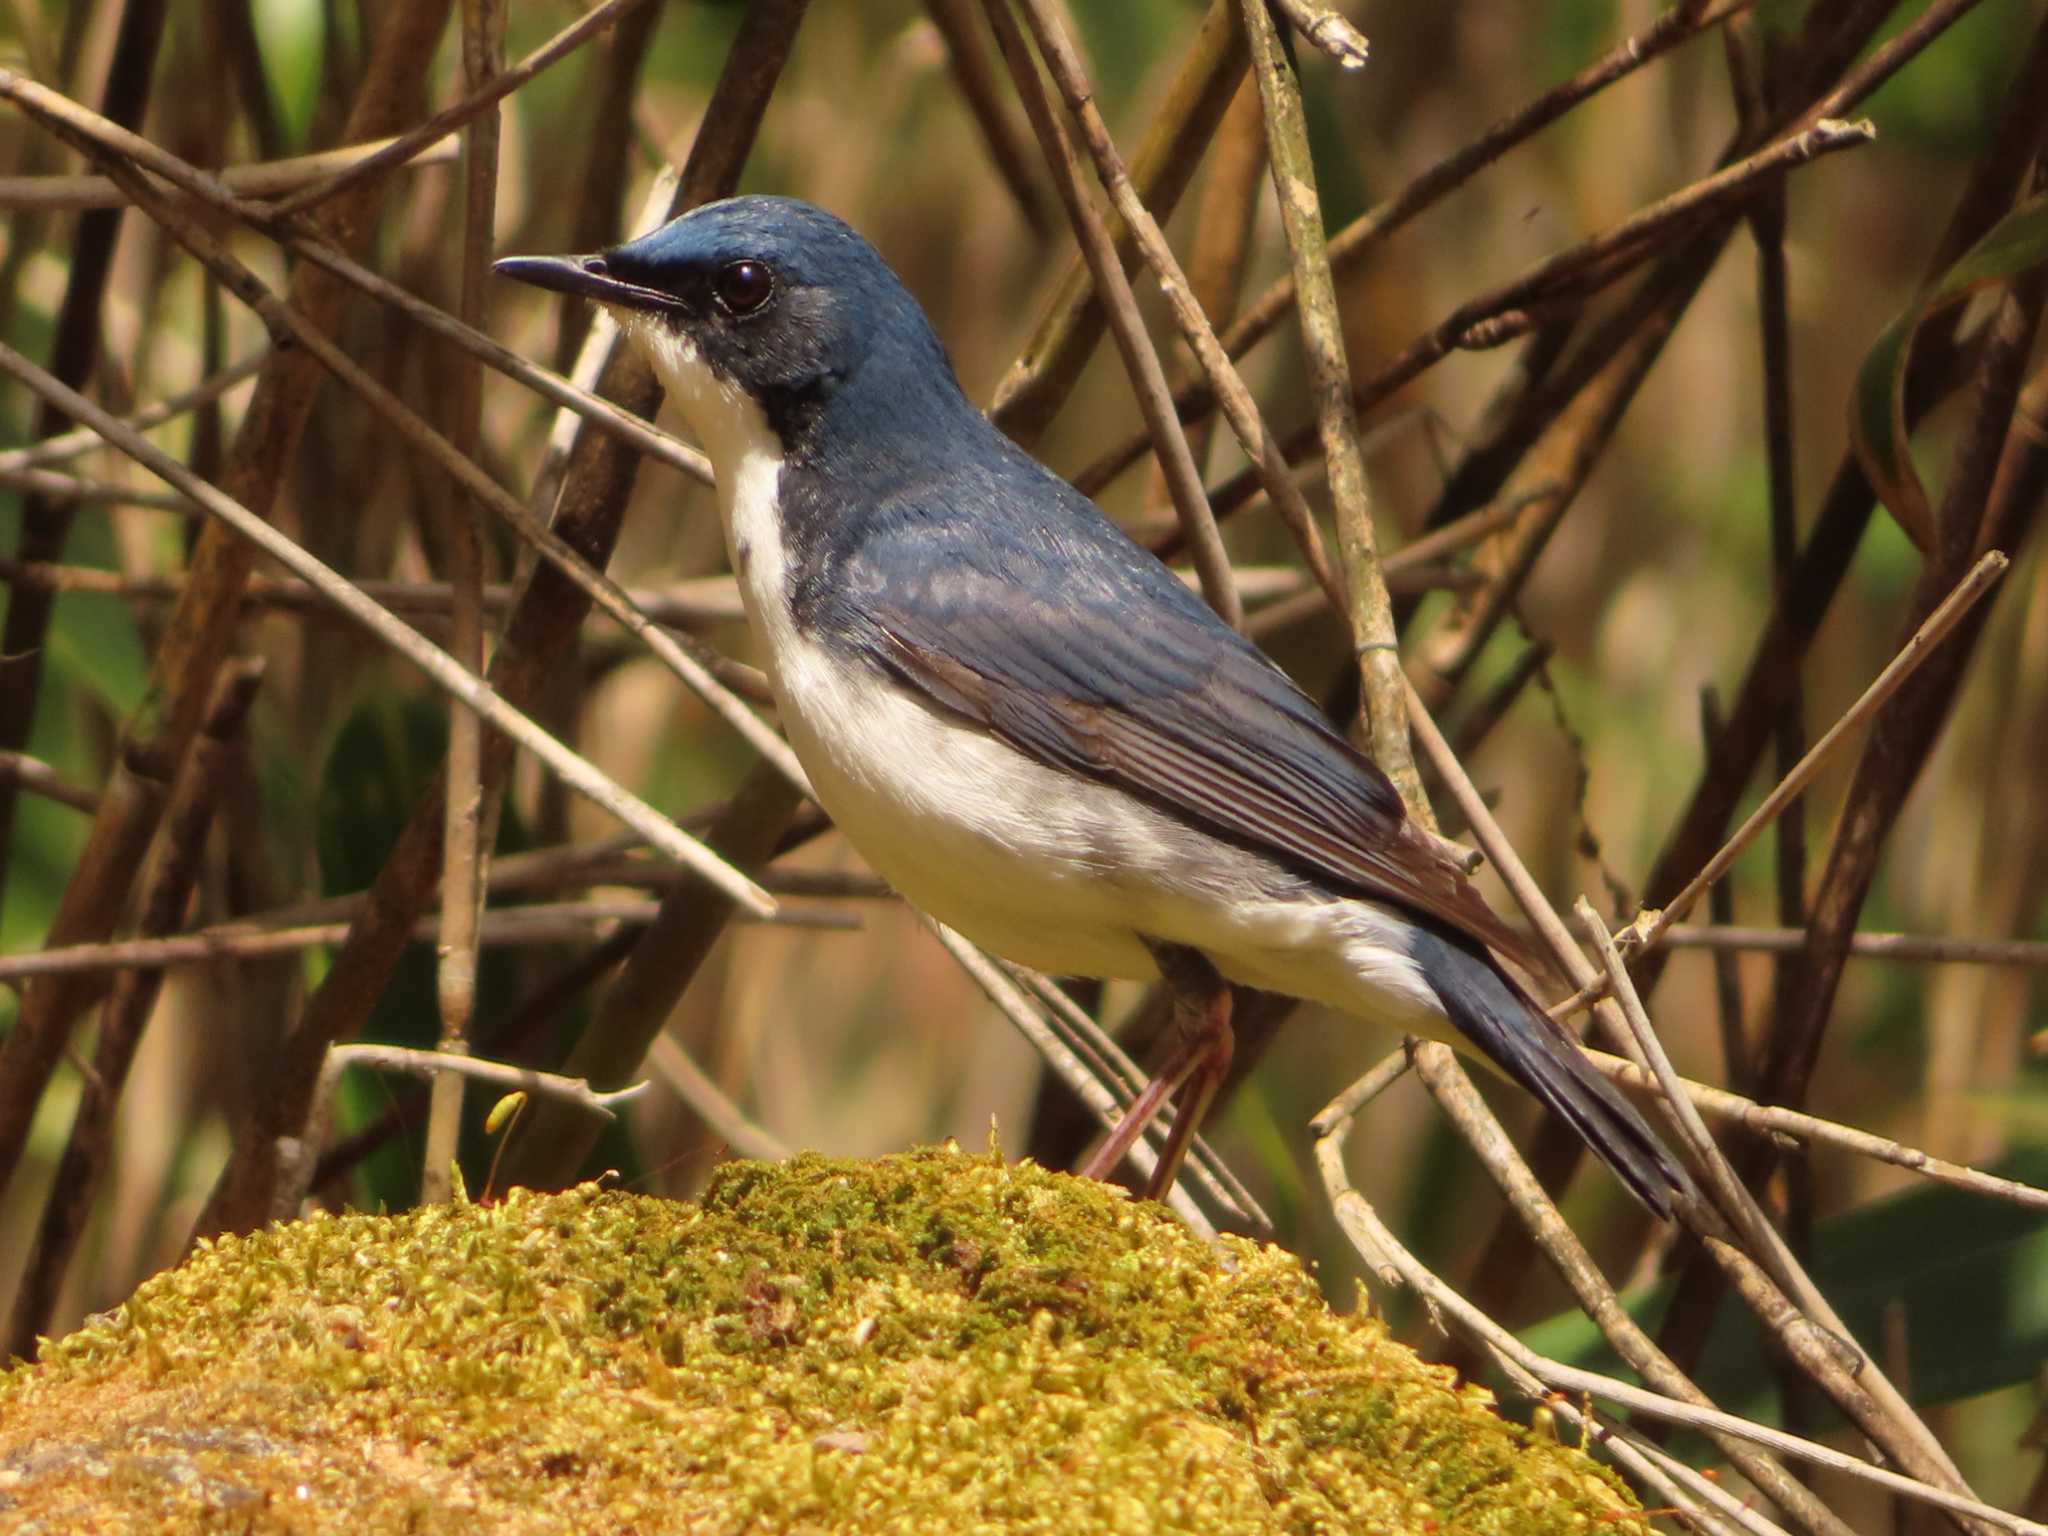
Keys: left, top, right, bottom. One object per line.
{"left": 496, "top": 195, "right": 965, "bottom": 470}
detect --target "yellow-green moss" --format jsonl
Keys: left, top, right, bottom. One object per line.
{"left": 1, "top": 1147, "right": 1647, "bottom": 1534}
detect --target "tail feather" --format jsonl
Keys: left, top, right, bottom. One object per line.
{"left": 1405, "top": 924, "right": 1696, "bottom": 1220}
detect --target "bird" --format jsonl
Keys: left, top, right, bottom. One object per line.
{"left": 496, "top": 195, "right": 1694, "bottom": 1218}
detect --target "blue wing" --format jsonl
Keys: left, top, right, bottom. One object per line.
{"left": 794, "top": 445, "right": 1546, "bottom": 977}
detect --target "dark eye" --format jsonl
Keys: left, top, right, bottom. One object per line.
{"left": 713, "top": 259, "right": 774, "bottom": 316}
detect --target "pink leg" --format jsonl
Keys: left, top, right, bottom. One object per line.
{"left": 1077, "top": 945, "right": 1234, "bottom": 1201}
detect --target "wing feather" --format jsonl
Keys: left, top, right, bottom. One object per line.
{"left": 865, "top": 588, "right": 1550, "bottom": 980}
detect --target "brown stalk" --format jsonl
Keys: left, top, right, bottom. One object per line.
{"left": 922, "top": 0, "right": 1052, "bottom": 238}
{"left": 0, "top": 752, "right": 97, "bottom": 816}
{"left": 421, "top": 0, "right": 505, "bottom": 1208}
{"left": 0, "top": 132, "right": 458, "bottom": 212}
{"left": 1010, "top": 0, "right": 1340, "bottom": 614}
{"left": 4, "top": 660, "right": 262, "bottom": 1362}
{"left": 1634, "top": 5, "right": 2048, "bottom": 998}
{"left": 266, "top": 0, "right": 653, "bottom": 219}
{"left": 0, "top": 0, "right": 456, "bottom": 1214}
{"left": 193, "top": 0, "right": 816, "bottom": 1242}
{"left": 0, "top": 343, "right": 767, "bottom": 905}
{"left": 0, "top": 69, "right": 713, "bottom": 486}
{"left": 1409, "top": 1041, "right": 1853, "bottom": 1536}
{"left": 982, "top": 0, "right": 1241, "bottom": 625}
{"left": 989, "top": 0, "right": 1248, "bottom": 443}
{"left": 1312, "top": 1084, "right": 2046, "bottom": 1536}
{"left": 496, "top": 764, "right": 802, "bottom": 1193}
{"left": 0, "top": 898, "right": 847, "bottom": 986}
{"left": 1401, "top": 677, "right": 1982, "bottom": 1505}
{"left": 0, "top": 0, "right": 170, "bottom": 938}
{"left": 1238, "top": 0, "right": 1419, "bottom": 811}
{"left": 0, "top": 350, "right": 263, "bottom": 474}
{"left": 1583, "top": 1050, "right": 2048, "bottom": 1214}
{"left": 1074, "top": 0, "right": 1756, "bottom": 497}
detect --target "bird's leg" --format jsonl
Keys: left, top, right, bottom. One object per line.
{"left": 1077, "top": 943, "right": 1234, "bottom": 1202}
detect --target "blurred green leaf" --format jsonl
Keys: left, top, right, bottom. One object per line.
{"left": 1849, "top": 192, "right": 2048, "bottom": 556}
{"left": 249, "top": 0, "right": 324, "bottom": 149}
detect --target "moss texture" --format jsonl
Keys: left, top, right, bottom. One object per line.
{"left": 1, "top": 1147, "right": 1647, "bottom": 1534}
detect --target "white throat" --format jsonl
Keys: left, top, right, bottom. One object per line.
{"left": 613, "top": 309, "right": 795, "bottom": 663}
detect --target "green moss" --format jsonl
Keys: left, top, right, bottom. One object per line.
{"left": 2, "top": 1148, "right": 1647, "bottom": 1534}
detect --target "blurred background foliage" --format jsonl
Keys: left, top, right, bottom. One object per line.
{"left": 0, "top": 0, "right": 2044, "bottom": 1522}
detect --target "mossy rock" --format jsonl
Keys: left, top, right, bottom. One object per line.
{"left": 1, "top": 1147, "right": 1647, "bottom": 1533}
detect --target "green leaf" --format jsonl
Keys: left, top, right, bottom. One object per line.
{"left": 1518, "top": 1150, "right": 2048, "bottom": 1424}
{"left": 1850, "top": 193, "right": 2048, "bottom": 554}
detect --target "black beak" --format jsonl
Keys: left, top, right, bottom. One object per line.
{"left": 492, "top": 253, "right": 674, "bottom": 312}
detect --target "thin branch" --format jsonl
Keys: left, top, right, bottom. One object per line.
{"left": 1006, "top": 963, "right": 1266, "bottom": 1231}
{"left": 0, "top": 467, "right": 200, "bottom": 510}
{"left": 0, "top": 750, "right": 97, "bottom": 815}
{"left": 0, "top": 69, "right": 713, "bottom": 487}
{"left": 989, "top": 0, "right": 1248, "bottom": 443}
{"left": 644, "top": 1034, "right": 791, "bottom": 1164}
{"left": 1549, "top": 550, "right": 2011, "bottom": 1018}
{"left": 1, "top": 557, "right": 1445, "bottom": 629}
{"left": 1400, "top": 674, "right": 1981, "bottom": 1511}
{"left": 1266, "top": 0, "right": 1368, "bottom": 70}
{"left": 324, "top": 1044, "right": 648, "bottom": 1120}
{"left": 0, "top": 131, "right": 457, "bottom": 211}
{"left": 1012, "top": 0, "right": 1341, "bottom": 615}
{"left": 1633, "top": 11, "right": 2048, "bottom": 1001}
{"left": 0, "top": 897, "right": 852, "bottom": 985}
{"left": 1240, "top": 0, "right": 1423, "bottom": 812}
{"left": 212, "top": 0, "right": 819, "bottom": 1245}
{"left": 421, "top": 0, "right": 506, "bottom": 1209}
{"left": 1074, "top": 0, "right": 1757, "bottom": 496}
{"left": 0, "top": 340, "right": 775, "bottom": 914}
{"left": 1408, "top": 1040, "right": 1853, "bottom": 1536}
{"left": 1655, "top": 922, "right": 2048, "bottom": 970}
{"left": 265, "top": 0, "right": 653, "bottom": 219}
{"left": 1582, "top": 1050, "right": 2048, "bottom": 1213}
{"left": 922, "top": 0, "right": 1052, "bottom": 238}
{"left": 1312, "top": 1092, "right": 2048, "bottom": 1536}
{"left": 0, "top": 350, "right": 265, "bottom": 473}
{"left": 1327, "top": 118, "right": 1874, "bottom": 440}
{"left": 1, "top": 99, "right": 805, "bottom": 801}
{"left": 495, "top": 765, "right": 801, "bottom": 1192}
{"left": 982, "top": 0, "right": 1241, "bottom": 625}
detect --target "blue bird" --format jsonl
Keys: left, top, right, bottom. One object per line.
{"left": 497, "top": 195, "right": 1692, "bottom": 1217}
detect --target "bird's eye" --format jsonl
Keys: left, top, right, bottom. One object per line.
{"left": 713, "top": 259, "right": 774, "bottom": 316}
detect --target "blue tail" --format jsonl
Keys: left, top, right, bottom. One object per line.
{"left": 1406, "top": 924, "right": 1695, "bottom": 1219}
